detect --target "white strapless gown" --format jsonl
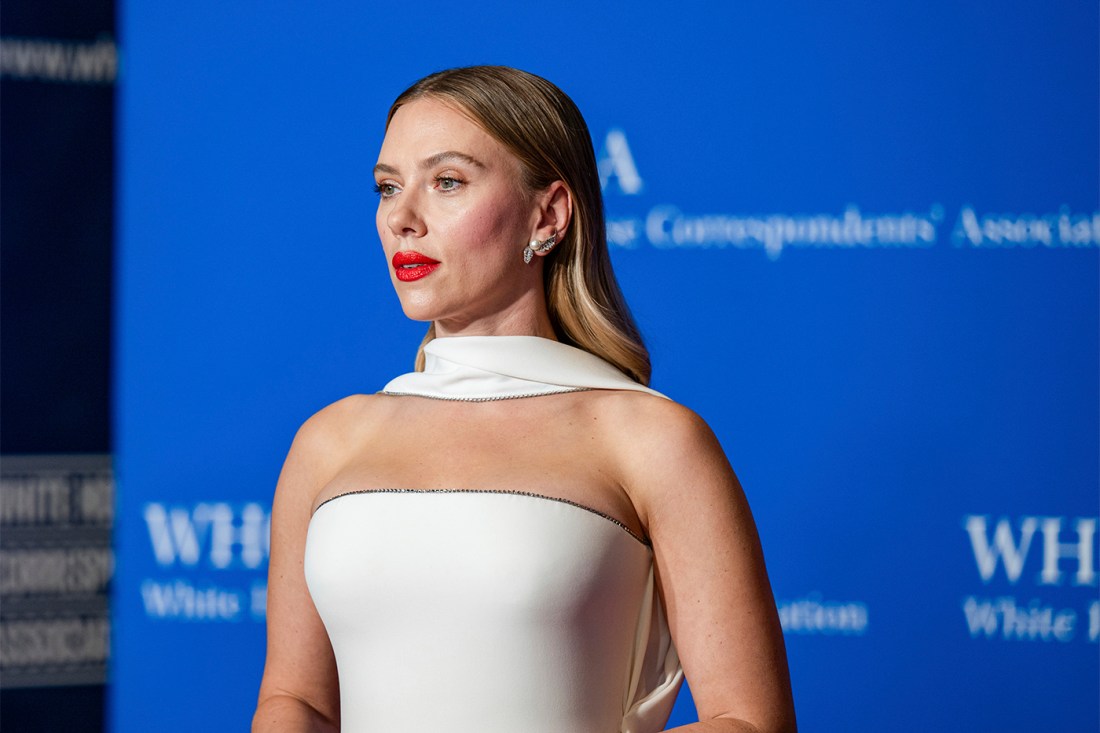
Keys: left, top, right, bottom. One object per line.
{"left": 304, "top": 337, "right": 683, "bottom": 732}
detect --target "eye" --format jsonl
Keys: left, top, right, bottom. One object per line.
{"left": 373, "top": 182, "right": 399, "bottom": 199}
{"left": 436, "top": 176, "right": 464, "bottom": 192}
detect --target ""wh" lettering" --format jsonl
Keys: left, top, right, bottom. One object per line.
{"left": 965, "top": 515, "right": 1097, "bottom": 586}
{"left": 144, "top": 502, "right": 269, "bottom": 569}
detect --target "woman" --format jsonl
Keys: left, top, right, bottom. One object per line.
{"left": 253, "top": 66, "right": 796, "bottom": 733}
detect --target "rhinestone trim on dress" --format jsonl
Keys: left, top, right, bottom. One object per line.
{"left": 315, "top": 488, "right": 651, "bottom": 546}
{"left": 378, "top": 388, "right": 590, "bottom": 403}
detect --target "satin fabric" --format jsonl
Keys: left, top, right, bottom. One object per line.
{"left": 381, "top": 335, "right": 668, "bottom": 401}
{"left": 305, "top": 336, "right": 683, "bottom": 732}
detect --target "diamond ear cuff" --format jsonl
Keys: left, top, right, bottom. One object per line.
{"left": 523, "top": 233, "right": 558, "bottom": 264}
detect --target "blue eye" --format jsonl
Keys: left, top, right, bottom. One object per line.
{"left": 436, "top": 177, "right": 463, "bottom": 191}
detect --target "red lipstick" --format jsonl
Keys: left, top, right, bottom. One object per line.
{"left": 392, "top": 251, "right": 441, "bottom": 282}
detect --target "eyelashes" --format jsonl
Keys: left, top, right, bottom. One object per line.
{"left": 373, "top": 176, "right": 465, "bottom": 199}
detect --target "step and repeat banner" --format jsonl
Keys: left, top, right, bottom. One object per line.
{"left": 1, "top": 2, "right": 116, "bottom": 728}
{"left": 112, "top": 3, "right": 1098, "bottom": 731}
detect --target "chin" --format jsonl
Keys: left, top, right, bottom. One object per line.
{"left": 394, "top": 295, "right": 442, "bottom": 324}
{"left": 398, "top": 305, "right": 434, "bottom": 323}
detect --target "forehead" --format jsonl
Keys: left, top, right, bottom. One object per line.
{"left": 378, "top": 97, "right": 512, "bottom": 166}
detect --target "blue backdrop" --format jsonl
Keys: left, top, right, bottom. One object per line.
{"left": 111, "top": 2, "right": 1098, "bottom": 731}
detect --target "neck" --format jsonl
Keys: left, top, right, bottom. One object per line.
{"left": 433, "top": 295, "right": 557, "bottom": 340}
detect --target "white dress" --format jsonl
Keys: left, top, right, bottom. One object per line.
{"left": 304, "top": 337, "right": 684, "bottom": 732}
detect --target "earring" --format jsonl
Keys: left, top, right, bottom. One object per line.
{"left": 523, "top": 233, "right": 557, "bottom": 264}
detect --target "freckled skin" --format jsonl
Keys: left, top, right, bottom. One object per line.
{"left": 256, "top": 92, "right": 795, "bottom": 733}
{"left": 374, "top": 99, "right": 549, "bottom": 337}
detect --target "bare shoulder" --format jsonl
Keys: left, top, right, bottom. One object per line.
{"left": 292, "top": 393, "right": 381, "bottom": 448}
{"left": 276, "top": 393, "right": 385, "bottom": 501}
{"left": 584, "top": 389, "right": 738, "bottom": 529}
{"left": 583, "top": 387, "right": 701, "bottom": 423}
{"left": 589, "top": 390, "right": 727, "bottom": 469}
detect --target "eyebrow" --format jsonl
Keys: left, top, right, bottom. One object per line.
{"left": 373, "top": 150, "right": 486, "bottom": 177}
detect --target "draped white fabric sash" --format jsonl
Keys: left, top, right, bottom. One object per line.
{"left": 382, "top": 335, "right": 669, "bottom": 401}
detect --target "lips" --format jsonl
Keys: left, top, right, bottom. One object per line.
{"left": 392, "top": 250, "right": 441, "bottom": 282}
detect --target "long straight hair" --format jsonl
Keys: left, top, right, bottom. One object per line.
{"left": 386, "top": 66, "right": 652, "bottom": 385}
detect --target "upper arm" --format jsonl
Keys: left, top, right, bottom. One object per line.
{"left": 619, "top": 399, "right": 796, "bottom": 732}
{"left": 255, "top": 401, "right": 359, "bottom": 725}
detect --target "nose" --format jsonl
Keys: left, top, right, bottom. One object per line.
{"left": 384, "top": 186, "right": 426, "bottom": 239}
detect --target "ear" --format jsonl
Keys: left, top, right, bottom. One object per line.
{"left": 530, "top": 180, "right": 573, "bottom": 252}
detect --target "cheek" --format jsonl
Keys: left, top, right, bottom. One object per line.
{"left": 438, "top": 216, "right": 505, "bottom": 282}
{"left": 376, "top": 204, "right": 389, "bottom": 243}
{"left": 445, "top": 196, "right": 530, "bottom": 256}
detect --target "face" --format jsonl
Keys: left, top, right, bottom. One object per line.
{"left": 374, "top": 97, "right": 544, "bottom": 335}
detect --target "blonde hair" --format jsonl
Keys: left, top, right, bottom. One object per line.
{"left": 387, "top": 66, "right": 652, "bottom": 385}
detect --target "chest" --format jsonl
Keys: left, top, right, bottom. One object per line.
{"left": 314, "top": 393, "right": 642, "bottom": 538}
